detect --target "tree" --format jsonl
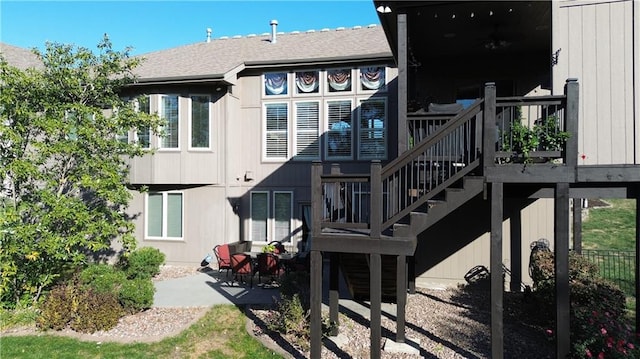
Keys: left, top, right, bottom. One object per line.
{"left": 0, "top": 36, "right": 163, "bottom": 307}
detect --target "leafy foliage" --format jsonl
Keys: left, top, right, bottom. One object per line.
{"left": 500, "top": 115, "right": 570, "bottom": 163}
{"left": 70, "top": 287, "right": 122, "bottom": 333}
{"left": 528, "top": 251, "right": 637, "bottom": 358}
{"left": 36, "top": 283, "right": 78, "bottom": 331}
{"left": 0, "top": 36, "right": 163, "bottom": 307}
{"left": 79, "top": 263, "right": 127, "bottom": 294}
{"left": 118, "top": 277, "right": 154, "bottom": 314}
{"left": 119, "top": 247, "right": 165, "bottom": 280}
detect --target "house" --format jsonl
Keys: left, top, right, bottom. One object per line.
{"left": 305, "top": 1, "right": 639, "bottom": 358}
{"left": 121, "top": 23, "right": 398, "bottom": 264}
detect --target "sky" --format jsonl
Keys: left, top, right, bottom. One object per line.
{"left": 1, "top": 0, "right": 381, "bottom": 55}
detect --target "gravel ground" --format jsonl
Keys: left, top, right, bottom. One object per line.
{"left": 3, "top": 265, "right": 555, "bottom": 358}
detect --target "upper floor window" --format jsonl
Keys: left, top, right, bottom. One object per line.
{"left": 135, "top": 95, "right": 151, "bottom": 148}
{"left": 190, "top": 95, "right": 210, "bottom": 149}
{"left": 327, "top": 68, "right": 352, "bottom": 93}
{"left": 294, "top": 101, "right": 320, "bottom": 159}
{"left": 326, "top": 99, "right": 353, "bottom": 159}
{"left": 264, "top": 72, "right": 288, "bottom": 96}
{"left": 360, "top": 67, "right": 386, "bottom": 92}
{"left": 358, "top": 98, "right": 387, "bottom": 160}
{"left": 264, "top": 103, "right": 289, "bottom": 160}
{"left": 295, "top": 71, "right": 319, "bottom": 94}
{"left": 160, "top": 95, "right": 179, "bottom": 149}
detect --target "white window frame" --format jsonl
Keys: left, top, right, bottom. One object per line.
{"left": 357, "top": 97, "right": 388, "bottom": 160}
{"left": 293, "top": 100, "right": 320, "bottom": 160}
{"left": 357, "top": 66, "right": 388, "bottom": 94}
{"left": 188, "top": 94, "right": 212, "bottom": 151}
{"left": 263, "top": 102, "right": 290, "bottom": 161}
{"left": 158, "top": 94, "right": 180, "bottom": 151}
{"left": 263, "top": 72, "right": 290, "bottom": 98}
{"left": 325, "top": 98, "right": 354, "bottom": 160}
{"left": 250, "top": 191, "right": 270, "bottom": 243}
{"left": 293, "top": 70, "right": 321, "bottom": 97}
{"left": 325, "top": 68, "right": 354, "bottom": 95}
{"left": 145, "top": 191, "right": 184, "bottom": 240}
{"left": 132, "top": 95, "right": 152, "bottom": 148}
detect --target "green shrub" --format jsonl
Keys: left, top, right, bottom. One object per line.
{"left": 279, "top": 271, "right": 310, "bottom": 310}
{"left": 36, "top": 283, "right": 78, "bottom": 330}
{"left": 528, "top": 250, "right": 636, "bottom": 358}
{"left": 266, "top": 294, "right": 310, "bottom": 350}
{"left": 120, "top": 247, "right": 165, "bottom": 279}
{"left": 70, "top": 288, "right": 122, "bottom": 333}
{"left": 79, "top": 264, "right": 127, "bottom": 294}
{"left": 119, "top": 278, "right": 154, "bottom": 313}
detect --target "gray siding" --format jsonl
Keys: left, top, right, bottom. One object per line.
{"left": 553, "top": 0, "right": 638, "bottom": 165}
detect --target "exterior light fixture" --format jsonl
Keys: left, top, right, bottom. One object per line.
{"left": 376, "top": 5, "right": 392, "bottom": 13}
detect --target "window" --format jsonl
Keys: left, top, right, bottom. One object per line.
{"left": 359, "top": 67, "right": 386, "bottom": 92}
{"left": 250, "top": 191, "right": 292, "bottom": 243}
{"left": 251, "top": 192, "right": 269, "bottom": 242}
{"left": 295, "top": 71, "right": 319, "bottom": 94}
{"left": 358, "top": 98, "right": 387, "bottom": 159}
{"left": 264, "top": 103, "right": 288, "bottom": 159}
{"left": 264, "top": 72, "right": 288, "bottom": 96}
{"left": 160, "top": 95, "right": 179, "bottom": 148}
{"left": 273, "top": 192, "right": 292, "bottom": 242}
{"left": 135, "top": 96, "right": 150, "bottom": 148}
{"left": 326, "top": 100, "right": 353, "bottom": 159}
{"left": 146, "top": 192, "right": 183, "bottom": 239}
{"left": 190, "top": 95, "right": 210, "bottom": 149}
{"left": 294, "top": 101, "right": 319, "bottom": 159}
{"left": 327, "top": 68, "right": 351, "bottom": 93}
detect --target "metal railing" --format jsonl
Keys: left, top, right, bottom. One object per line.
{"left": 582, "top": 249, "right": 637, "bottom": 296}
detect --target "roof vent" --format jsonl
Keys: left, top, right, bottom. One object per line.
{"left": 206, "top": 28, "right": 212, "bottom": 43}
{"left": 270, "top": 19, "right": 278, "bottom": 43}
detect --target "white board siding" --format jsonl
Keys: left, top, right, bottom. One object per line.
{"left": 553, "top": 0, "right": 637, "bottom": 165}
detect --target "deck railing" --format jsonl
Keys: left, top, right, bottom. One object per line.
{"left": 312, "top": 80, "right": 579, "bottom": 236}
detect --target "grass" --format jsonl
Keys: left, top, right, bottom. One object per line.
{"left": 581, "top": 198, "right": 637, "bottom": 321}
{"left": 582, "top": 198, "right": 637, "bottom": 251}
{"left": 0, "top": 305, "right": 283, "bottom": 359}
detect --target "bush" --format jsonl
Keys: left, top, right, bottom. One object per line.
{"left": 70, "top": 288, "right": 122, "bottom": 333}
{"left": 528, "top": 250, "right": 637, "bottom": 358}
{"left": 79, "top": 264, "right": 127, "bottom": 294}
{"left": 120, "top": 247, "right": 165, "bottom": 280}
{"left": 36, "top": 283, "right": 77, "bottom": 330}
{"left": 119, "top": 278, "right": 154, "bottom": 313}
{"left": 279, "top": 271, "right": 310, "bottom": 310}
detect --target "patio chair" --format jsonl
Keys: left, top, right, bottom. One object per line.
{"left": 256, "top": 252, "right": 281, "bottom": 284}
{"left": 213, "top": 244, "right": 232, "bottom": 278}
{"left": 230, "top": 253, "right": 254, "bottom": 287}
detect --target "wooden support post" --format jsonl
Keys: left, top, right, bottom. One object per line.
{"left": 491, "top": 182, "right": 504, "bottom": 359}
{"left": 310, "top": 250, "right": 323, "bottom": 359}
{"left": 311, "top": 161, "right": 323, "bottom": 240}
{"left": 573, "top": 198, "right": 583, "bottom": 254}
{"left": 329, "top": 252, "right": 340, "bottom": 336}
{"left": 371, "top": 161, "right": 382, "bottom": 238}
{"left": 370, "top": 253, "right": 382, "bottom": 359}
{"left": 396, "top": 254, "right": 407, "bottom": 343}
{"left": 564, "top": 79, "right": 579, "bottom": 171}
{"left": 483, "top": 83, "right": 497, "bottom": 169}
{"left": 509, "top": 205, "right": 522, "bottom": 292}
{"left": 397, "top": 13, "right": 408, "bottom": 153}
{"left": 555, "top": 183, "right": 571, "bottom": 359}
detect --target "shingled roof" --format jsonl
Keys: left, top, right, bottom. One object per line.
{"left": 133, "top": 25, "right": 392, "bottom": 84}
{"left": 0, "top": 43, "right": 43, "bottom": 70}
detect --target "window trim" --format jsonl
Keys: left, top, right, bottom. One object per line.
{"left": 158, "top": 94, "right": 180, "bottom": 151}
{"left": 357, "top": 96, "right": 388, "bottom": 160}
{"left": 292, "top": 100, "right": 321, "bottom": 160}
{"left": 132, "top": 95, "right": 152, "bottom": 149}
{"left": 250, "top": 191, "right": 270, "bottom": 243}
{"left": 145, "top": 191, "right": 184, "bottom": 241}
{"left": 263, "top": 101, "right": 290, "bottom": 162}
{"left": 188, "top": 94, "right": 212, "bottom": 151}
{"left": 357, "top": 66, "right": 388, "bottom": 94}
{"left": 325, "top": 98, "right": 354, "bottom": 160}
